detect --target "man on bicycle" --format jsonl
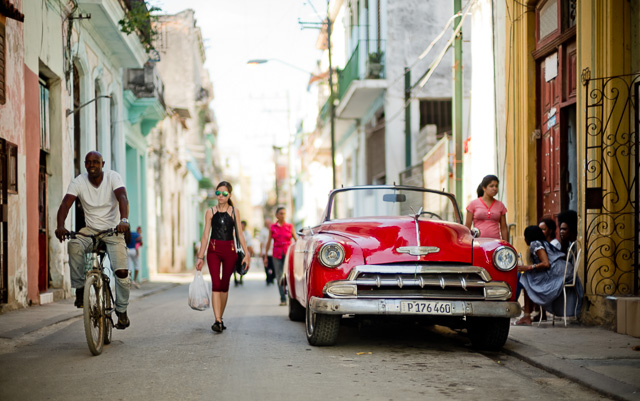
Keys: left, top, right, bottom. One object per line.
{"left": 55, "top": 151, "right": 131, "bottom": 329}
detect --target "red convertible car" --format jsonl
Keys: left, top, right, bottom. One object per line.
{"left": 284, "top": 185, "right": 521, "bottom": 349}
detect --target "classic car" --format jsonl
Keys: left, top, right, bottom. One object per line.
{"left": 284, "top": 185, "right": 521, "bottom": 349}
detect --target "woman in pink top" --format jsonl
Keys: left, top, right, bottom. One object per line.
{"left": 465, "top": 175, "right": 508, "bottom": 240}
{"left": 264, "top": 207, "right": 298, "bottom": 306}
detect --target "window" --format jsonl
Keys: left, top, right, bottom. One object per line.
{"left": 39, "top": 77, "right": 50, "bottom": 152}
{"left": 419, "top": 99, "right": 452, "bottom": 137}
{"left": 0, "top": 20, "right": 6, "bottom": 105}
{"left": 538, "top": 0, "right": 558, "bottom": 41}
{"left": 0, "top": 140, "right": 18, "bottom": 194}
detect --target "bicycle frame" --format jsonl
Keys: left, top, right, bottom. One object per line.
{"left": 66, "top": 228, "right": 119, "bottom": 355}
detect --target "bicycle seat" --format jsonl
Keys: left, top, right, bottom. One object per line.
{"left": 97, "top": 241, "right": 107, "bottom": 254}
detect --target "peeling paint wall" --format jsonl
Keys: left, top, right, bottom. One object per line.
{"left": 0, "top": 4, "right": 27, "bottom": 310}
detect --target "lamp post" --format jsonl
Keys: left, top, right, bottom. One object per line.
{"left": 247, "top": 45, "right": 337, "bottom": 189}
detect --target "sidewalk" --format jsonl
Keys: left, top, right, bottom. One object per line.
{"left": 505, "top": 319, "right": 640, "bottom": 401}
{"left": 0, "top": 280, "right": 180, "bottom": 341}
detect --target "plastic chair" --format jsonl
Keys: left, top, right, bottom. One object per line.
{"left": 561, "top": 240, "right": 581, "bottom": 327}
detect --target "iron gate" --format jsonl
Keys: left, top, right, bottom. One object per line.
{"left": 583, "top": 68, "right": 639, "bottom": 296}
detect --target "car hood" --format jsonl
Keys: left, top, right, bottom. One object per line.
{"left": 320, "top": 217, "right": 473, "bottom": 265}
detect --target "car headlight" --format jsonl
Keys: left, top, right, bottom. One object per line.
{"left": 318, "top": 242, "right": 345, "bottom": 268}
{"left": 493, "top": 246, "right": 517, "bottom": 271}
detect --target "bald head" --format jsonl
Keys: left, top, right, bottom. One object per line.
{"left": 84, "top": 151, "right": 105, "bottom": 180}
{"left": 85, "top": 151, "right": 103, "bottom": 162}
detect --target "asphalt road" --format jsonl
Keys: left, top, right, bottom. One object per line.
{"left": 0, "top": 274, "right": 610, "bottom": 401}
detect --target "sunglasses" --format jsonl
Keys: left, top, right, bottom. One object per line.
{"left": 215, "top": 190, "right": 229, "bottom": 197}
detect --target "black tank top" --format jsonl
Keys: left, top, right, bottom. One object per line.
{"left": 210, "top": 207, "right": 235, "bottom": 241}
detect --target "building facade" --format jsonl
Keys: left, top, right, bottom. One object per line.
{"left": 505, "top": 0, "right": 639, "bottom": 329}
{"left": 0, "top": 0, "right": 157, "bottom": 310}
{"left": 149, "top": 9, "right": 219, "bottom": 273}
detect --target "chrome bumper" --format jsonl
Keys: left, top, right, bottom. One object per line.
{"left": 309, "top": 297, "right": 521, "bottom": 318}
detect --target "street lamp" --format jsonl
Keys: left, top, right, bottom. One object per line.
{"left": 247, "top": 56, "right": 337, "bottom": 189}
{"left": 247, "top": 59, "right": 314, "bottom": 76}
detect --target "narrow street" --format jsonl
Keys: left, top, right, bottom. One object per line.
{"left": 0, "top": 273, "right": 608, "bottom": 401}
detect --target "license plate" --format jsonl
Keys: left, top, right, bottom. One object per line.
{"left": 400, "top": 301, "right": 452, "bottom": 315}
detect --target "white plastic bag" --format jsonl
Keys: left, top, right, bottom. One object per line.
{"left": 188, "top": 270, "right": 210, "bottom": 311}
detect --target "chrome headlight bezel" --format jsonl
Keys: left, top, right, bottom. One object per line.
{"left": 318, "top": 242, "right": 345, "bottom": 268}
{"left": 492, "top": 246, "right": 517, "bottom": 271}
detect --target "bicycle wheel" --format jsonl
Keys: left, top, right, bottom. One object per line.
{"left": 83, "top": 274, "right": 104, "bottom": 355}
{"left": 103, "top": 282, "right": 113, "bottom": 345}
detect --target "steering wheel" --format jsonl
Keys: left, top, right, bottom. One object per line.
{"left": 419, "top": 211, "right": 442, "bottom": 220}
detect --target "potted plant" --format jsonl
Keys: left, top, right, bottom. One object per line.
{"left": 367, "top": 51, "right": 384, "bottom": 78}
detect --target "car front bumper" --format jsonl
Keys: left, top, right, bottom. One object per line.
{"left": 309, "top": 296, "right": 521, "bottom": 318}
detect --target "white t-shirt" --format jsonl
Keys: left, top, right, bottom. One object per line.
{"left": 258, "top": 227, "right": 272, "bottom": 256}
{"left": 67, "top": 170, "right": 125, "bottom": 230}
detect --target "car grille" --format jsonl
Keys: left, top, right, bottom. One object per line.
{"left": 354, "top": 272, "right": 486, "bottom": 299}
{"left": 328, "top": 264, "right": 499, "bottom": 300}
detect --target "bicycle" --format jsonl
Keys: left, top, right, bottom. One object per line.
{"left": 65, "top": 229, "right": 118, "bottom": 356}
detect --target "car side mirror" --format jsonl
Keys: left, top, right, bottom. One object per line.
{"left": 471, "top": 228, "right": 481, "bottom": 238}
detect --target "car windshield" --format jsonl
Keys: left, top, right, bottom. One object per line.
{"left": 326, "top": 187, "right": 461, "bottom": 224}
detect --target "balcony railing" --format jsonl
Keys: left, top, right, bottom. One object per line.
{"left": 319, "top": 96, "right": 332, "bottom": 123}
{"left": 125, "top": 64, "right": 165, "bottom": 108}
{"left": 337, "top": 39, "right": 386, "bottom": 101}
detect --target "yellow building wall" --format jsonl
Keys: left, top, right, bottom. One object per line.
{"left": 504, "top": 2, "right": 538, "bottom": 256}
{"left": 506, "top": 0, "right": 636, "bottom": 329}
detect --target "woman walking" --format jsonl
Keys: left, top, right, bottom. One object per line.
{"left": 264, "top": 207, "right": 297, "bottom": 306}
{"left": 465, "top": 174, "right": 508, "bottom": 240}
{"left": 195, "top": 181, "right": 251, "bottom": 333}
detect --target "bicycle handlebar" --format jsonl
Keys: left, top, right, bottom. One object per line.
{"left": 63, "top": 228, "right": 119, "bottom": 240}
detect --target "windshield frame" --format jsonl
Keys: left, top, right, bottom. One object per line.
{"left": 321, "top": 185, "right": 463, "bottom": 224}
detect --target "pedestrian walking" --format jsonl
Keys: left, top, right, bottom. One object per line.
{"left": 465, "top": 174, "right": 509, "bottom": 240}
{"left": 195, "top": 181, "right": 251, "bottom": 333}
{"left": 127, "top": 225, "right": 142, "bottom": 288}
{"left": 263, "top": 207, "right": 297, "bottom": 306}
{"left": 259, "top": 217, "right": 275, "bottom": 285}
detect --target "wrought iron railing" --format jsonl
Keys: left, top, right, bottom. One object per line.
{"left": 583, "top": 68, "right": 639, "bottom": 296}
{"left": 337, "top": 40, "right": 386, "bottom": 101}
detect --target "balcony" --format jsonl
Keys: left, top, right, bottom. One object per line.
{"left": 336, "top": 40, "right": 387, "bottom": 119}
{"left": 77, "top": 0, "right": 148, "bottom": 68}
{"left": 124, "top": 64, "right": 166, "bottom": 135}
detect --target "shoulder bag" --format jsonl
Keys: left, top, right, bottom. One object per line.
{"left": 232, "top": 207, "right": 249, "bottom": 275}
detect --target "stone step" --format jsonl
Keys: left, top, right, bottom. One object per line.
{"left": 39, "top": 289, "right": 66, "bottom": 305}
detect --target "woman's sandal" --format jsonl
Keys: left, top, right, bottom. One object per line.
{"left": 513, "top": 316, "right": 532, "bottom": 326}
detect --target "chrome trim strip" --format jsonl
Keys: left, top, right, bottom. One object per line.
{"left": 346, "top": 265, "right": 492, "bottom": 282}
{"left": 323, "top": 279, "right": 512, "bottom": 300}
{"left": 309, "top": 297, "right": 521, "bottom": 318}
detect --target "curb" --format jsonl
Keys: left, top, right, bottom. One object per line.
{"left": 503, "top": 338, "right": 640, "bottom": 401}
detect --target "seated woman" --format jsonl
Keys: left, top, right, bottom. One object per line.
{"left": 539, "top": 218, "right": 561, "bottom": 250}
{"left": 514, "top": 225, "right": 582, "bottom": 325}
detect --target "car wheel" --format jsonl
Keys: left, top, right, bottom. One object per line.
{"left": 288, "top": 294, "right": 305, "bottom": 322}
{"left": 305, "top": 303, "right": 340, "bottom": 346}
{"left": 466, "top": 317, "right": 510, "bottom": 350}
